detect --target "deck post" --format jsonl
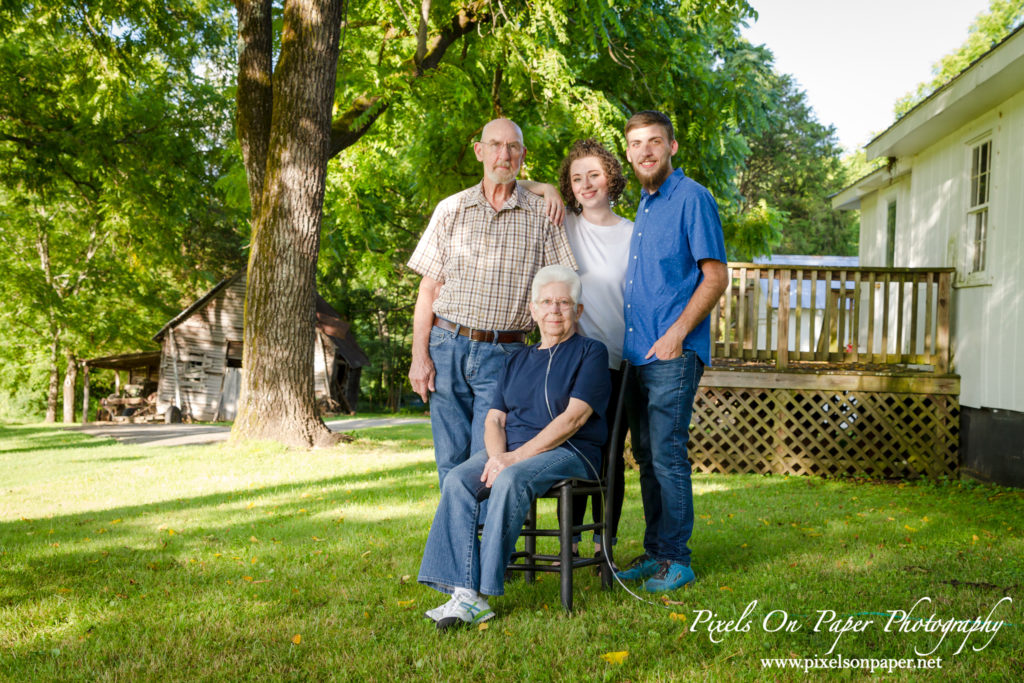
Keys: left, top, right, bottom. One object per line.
{"left": 936, "top": 271, "right": 952, "bottom": 373}
{"left": 776, "top": 270, "right": 791, "bottom": 369}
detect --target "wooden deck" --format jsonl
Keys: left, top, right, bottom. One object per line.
{"left": 689, "top": 265, "right": 960, "bottom": 480}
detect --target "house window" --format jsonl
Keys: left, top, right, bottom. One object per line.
{"left": 885, "top": 199, "right": 897, "bottom": 268}
{"left": 966, "top": 140, "right": 991, "bottom": 275}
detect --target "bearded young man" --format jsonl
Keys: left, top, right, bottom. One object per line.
{"left": 407, "top": 118, "right": 576, "bottom": 485}
{"left": 614, "top": 110, "right": 730, "bottom": 592}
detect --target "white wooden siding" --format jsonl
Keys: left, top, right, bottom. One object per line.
{"left": 860, "top": 88, "right": 1024, "bottom": 412}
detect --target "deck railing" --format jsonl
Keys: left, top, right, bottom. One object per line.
{"left": 711, "top": 265, "right": 954, "bottom": 372}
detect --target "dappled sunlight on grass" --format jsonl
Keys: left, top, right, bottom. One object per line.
{"left": 1, "top": 424, "right": 1022, "bottom": 680}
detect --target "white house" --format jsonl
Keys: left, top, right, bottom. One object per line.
{"left": 833, "top": 25, "right": 1024, "bottom": 487}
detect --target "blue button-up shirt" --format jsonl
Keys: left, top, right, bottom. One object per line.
{"left": 622, "top": 168, "right": 727, "bottom": 367}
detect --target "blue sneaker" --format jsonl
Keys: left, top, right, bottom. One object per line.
{"left": 643, "top": 561, "right": 695, "bottom": 592}
{"left": 615, "top": 553, "right": 661, "bottom": 581}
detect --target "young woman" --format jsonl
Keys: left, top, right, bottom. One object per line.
{"left": 526, "top": 139, "right": 633, "bottom": 562}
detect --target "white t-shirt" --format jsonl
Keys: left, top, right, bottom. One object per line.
{"left": 564, "top": 212, "right": 634, "bottom": 368}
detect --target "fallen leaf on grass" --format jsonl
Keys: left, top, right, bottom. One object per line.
{"left": 669, "top": 613, "right": 686, "bottom": 621}
{"left": 243, "top": 576, "right": 254, "bottom": 582}
{"left": 904, "top": 525, "right": 917, "bottom": 532}
{"left": 361, "top": 550, "right": 371, "bottom": 558}
{"left": 660, "top": 596, "right": 686, "bottom": 606}
{"left": 292, "top": 634, "right": 301, "bottom": 645}
{"left": 397, "top": 599, "right": 416, "bottom": 608}
{"left": 250, "top": 536, "right": 259, "bottom": 543}
{"left": 110, "top": 519, "right": 122, "bottom": 524}
{"left": 600, "top": 651, "right": 628, "bottom": 665}
{"left": 719, "top": 586, "right": 732, "bottom": 591}
{"left": 478, "top": 622, "right": 489, "bottom": 631}
{"left": 247, "top": 503, "right": 256, "bottom": 509}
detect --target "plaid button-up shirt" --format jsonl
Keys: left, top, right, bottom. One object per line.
{"left": 408, "top": 182, "right": 577, "bottom": 331}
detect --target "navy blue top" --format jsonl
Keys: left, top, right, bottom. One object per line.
{"left": 491, "top": 334, "right": 610, "bottom": 470}
{"left": 622, "top": 168, "right": 728, "bottom": 367}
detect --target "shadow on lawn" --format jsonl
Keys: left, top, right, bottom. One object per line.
{"left": 2, "top": 463, "right": 1022, "bottom": 679}
{"left": 0, "top": 459, "right": 442, "bottom": 597}
{"left": 4, "top": 450, "right": 1022, "bottom": 610}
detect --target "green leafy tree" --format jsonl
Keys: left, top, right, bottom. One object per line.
{"left": 232, "top": 0, "right": 782, "bottom": 440}
{"left": 895, "top": 0, "right": 1024, "bottom": 117}
{"left": 304, "top": 3, "right": 784, "bottom": 409}
{"left": 0, "top": 2, "right": 242, "bottom": 421}
{"left": 737, "top": 73, "right": 857, "bottom": 256}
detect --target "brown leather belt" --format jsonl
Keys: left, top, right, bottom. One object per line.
{"left": 433, "top": 316, "right": 527, "bottom": 344}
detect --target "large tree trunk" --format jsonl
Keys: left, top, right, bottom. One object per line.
{"left": 63, "top": 352, "right": 78, "bottom": 423}
{"left": 228, "top": 1, "right": 480, "bottom": 446}
{"left": 45, "top": 331, "right": 60, "bottom": 423}
{"left": 231, "top": 0, "right": 344, "bottom": 447}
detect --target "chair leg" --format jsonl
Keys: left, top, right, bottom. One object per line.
{"left": 524, "top": 500, "right": 537, "bottom": 584}
{"left": 599, "top": 546, "right": 613, "bottom": 590}
{"left": 558, "top": 485, "right": 574, "bottom": 612}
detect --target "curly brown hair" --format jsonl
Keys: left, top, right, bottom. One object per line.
{"left": 557, "top": 139, "right": 627, "bottom": 215}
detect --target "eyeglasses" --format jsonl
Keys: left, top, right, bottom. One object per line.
{"left": 481, "top": 140, "right": 523, "bottom": 156}
{"left": 535, "top": 298, "right": 574, "bottom": 309}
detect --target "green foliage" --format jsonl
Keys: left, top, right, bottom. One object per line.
{"left": 894, "top": 0, "right": 1024, "bottom": 117}
{"left": 737, "top": 73, "right": 857, "bottom": 257}
{"left": 0, "top": 1, "right": 244, "bottom": 418}
{"left": 316, "top": 0, "right": 786, "bottom": 405}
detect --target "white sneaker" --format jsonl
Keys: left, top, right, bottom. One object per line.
{"left": 425, "top": 595, "right": 459, "bottom": 622}
{"left": 436, "top": 589, "right": 494, "bottom": 631}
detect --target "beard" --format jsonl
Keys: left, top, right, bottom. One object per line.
{"left": 485, "top": 164, "right": 518, "bottom": 185}
{"left": 633, "top": 157, "right": 672, "bottom": 191}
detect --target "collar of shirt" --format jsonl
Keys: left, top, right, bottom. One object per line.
{"left": 639, "top": 167, "right": 685, "bottom": 204}
{"left": 467, "top": 181, "right": 528, "bottom": 212}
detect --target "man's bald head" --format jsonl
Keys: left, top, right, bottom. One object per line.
{"left": 474, "top": 118, "right": 526, "bottom": 186}
{"left": 480, "top": 118, "right": 524, "bottom": 144}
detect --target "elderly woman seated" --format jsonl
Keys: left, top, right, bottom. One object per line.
{"left": 418, "top": 265, "right": 611, "bottom": 631}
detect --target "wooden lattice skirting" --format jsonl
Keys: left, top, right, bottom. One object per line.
{"left": 690, "top": 375, "right": 960, "bottom": 479}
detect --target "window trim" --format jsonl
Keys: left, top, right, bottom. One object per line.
{"left": 957, "top": 135, "right": 994, "bottom": 287}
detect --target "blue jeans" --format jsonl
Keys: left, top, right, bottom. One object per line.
{"left": 627, "top": 352, "right": 704, "bottom": 565}
{"left": 428, "top": 324, "right": 523, "bottom": 485}
{"left": 418, "top": 447, "right": 589, "bottom": 597}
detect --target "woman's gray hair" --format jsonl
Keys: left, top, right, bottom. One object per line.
{"left": 531, "top": 265, "right": 581, "bottom": 303}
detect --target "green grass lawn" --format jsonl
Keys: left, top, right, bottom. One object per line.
{"left": 1, "top": 423, "right": 1021, "bottom": 681}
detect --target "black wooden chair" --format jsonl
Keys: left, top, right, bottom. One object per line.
{"left": 504, "top": 364, "right": 629, "bottom": 612}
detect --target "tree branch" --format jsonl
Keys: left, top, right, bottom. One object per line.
{"left": 234, "top": 0, "right": 274, "bottom": 217}
{"left": 328, "top": 2, "right": 488, "bottom": 158}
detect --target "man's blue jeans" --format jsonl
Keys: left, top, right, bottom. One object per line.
{"left": 627, "top": 352, "right": 704, "bottom": 566}
{"left": 428, "top": 324, "right": 523, "bottom": 485}
{"left": 418, "top": 447, "right": 589, "bottom": 597}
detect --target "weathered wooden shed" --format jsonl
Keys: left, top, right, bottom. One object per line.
{"left": 152, "top": 271, "right": 369, "bottom": 422}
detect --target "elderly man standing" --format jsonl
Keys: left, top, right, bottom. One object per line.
{"left": 407, "top": 118, "right": 576, "bottom": 485}
{"left": 615, "top": 110, "right": 729, "bottom": 592}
